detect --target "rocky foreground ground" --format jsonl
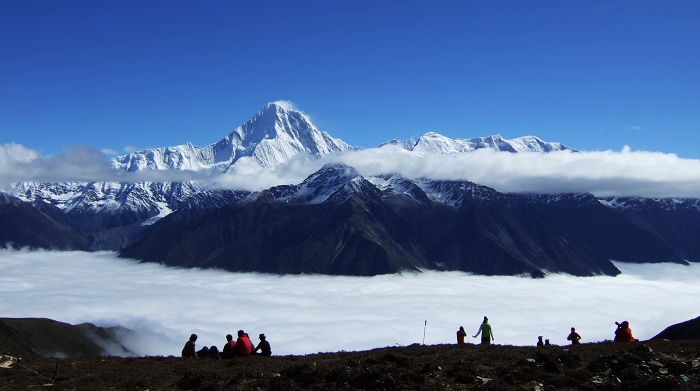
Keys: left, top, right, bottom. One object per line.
{"left": 2, "top": 340, "right": 700, "bottom": 390}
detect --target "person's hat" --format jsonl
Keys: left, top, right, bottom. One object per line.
{"left": 259, "top": 333, "right": 266, "bottom": 339}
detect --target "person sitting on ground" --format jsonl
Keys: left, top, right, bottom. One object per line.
{"left": 457, "top": 326, "right": 467, "bottom": 345}
{"left": 567, "top": 327, "right": 581, "bottom": 345}
{"left": 614, "top": 321, "right": 637, "bottom": 342}
{"left": 207, "top": 345, "right": 220, "bottom": 359}
{"left": 537, "top": 336, "right": 544, "bottom": 347}
{"left": 182, "top": 334, "right": 198, "bottom": 358}
{"left": 221, "top": 334, "right": 236, "bottom": 359}
{"left": 472, "top": 316, "right": 495, "bottom": 346}
{"left": 196, "top": 345, "right": 209, "bottom": 357}
{"left": 233, "top": 330, "right": 253, "bottom": 357}
{"left": 254, "top": 333, "right": 272, "bottom": 356}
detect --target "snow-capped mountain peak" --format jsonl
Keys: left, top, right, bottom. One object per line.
{"left": 395, "top": 132, "right": 574, "bottom": 154}
{"left": 112, "top": 102, "right": 352, "bottom": 173}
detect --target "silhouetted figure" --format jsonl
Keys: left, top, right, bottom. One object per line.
{"left": 196, "top": 346, "right": 209, "bottom": 357}
{"left": 233, "top": 330, "right": 252, "bottom": 357}
{"left": 254, "top": 333, "right": 272, "bottom": 356}
{"left": 473, "top": 316, "right": 494, "bottom": 345}
{"left": 537, "top": 336, "right": 544, "bottom": 347}
{"left": 182, "top": 334, "right": 197, "bottom": 358}
{"left": 207, "top": 345, "right": 220, "bottom": 359}
{"left": 567, "top": 327, "right": 581, "bottom": 345}
{"left": 457, "top": 326, "right": 467, "bottom": 345}
{"left": 221, "top": 334, "right": 236, "bottom": 359}
{"left": 544, "top": 339, "right": 551, "bottom": 346}
{"left": 614, "top": 321, "right": 637, "bottom": 342}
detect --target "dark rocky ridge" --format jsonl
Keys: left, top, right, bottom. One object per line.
{"left": 118, "top": 165, "right": 700, "bottom": 277}
{"left": 0, "top": 318, "right": 134, "bottom": 358}
{"left": 0, "top": 194, "right": 88, "bottom": 251}
{"left": 653, "top": 316, "right": 700, "bottom": 341}
{"left": 2, "top": 316, "right": 700, "bottom": 390}
{"left": 3, "top": 340, "right": 700, "bottom": 390}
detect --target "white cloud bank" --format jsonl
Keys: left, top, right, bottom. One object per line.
{"left": 1, "top": 249, "right": 698, "bottom": 357}
{"left": 3, "top": 142, "right": 700, "bottom": 198}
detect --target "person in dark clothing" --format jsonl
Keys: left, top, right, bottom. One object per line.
{"left": 537, "top": 336, "right": 544, "bottom": 347}
{"left": 233, "top": 330, "right": 252, "bottom": 357}
{"left": 221, "top": 334, "right": 236, "bottom": 359}
{"left": 544, "top": 339, "right": 551, "bottom": 346}
{"left": 254, "top": 333, "right": 272, "bottom": 356}
{"left": 207, "top": 345, "right": 220, "bottom": 359}
{"left": 196, "top": 346, "right": 209, "bottom": 357}
{"left": 182, "top": 334, "right": 197, "bottom": 358}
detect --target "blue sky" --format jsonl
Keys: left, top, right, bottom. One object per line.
{"left": 1, "top": 1, "right": 699, "bottom": 158}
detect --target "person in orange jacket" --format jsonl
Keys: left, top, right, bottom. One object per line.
{"left": 614, "top": 321, "right": 636, "bottom": 342}
{"left": 234, "top": 330, "right": 252, "bottom": 357}
{"left": 456, "top": 326, "right": 467, "bottom": 345}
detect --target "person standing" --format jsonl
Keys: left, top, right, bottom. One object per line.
{"left": 567, "top": 327, "right": 581, "bottom": 345}
{"left": 456, "top": 326, "right": 467, "bottom": 345}
{"left": 472, "top": 316, "right": 494, "bottom": 345}
{"left": 181, "top": 334, "right": 198, "bottom": 358}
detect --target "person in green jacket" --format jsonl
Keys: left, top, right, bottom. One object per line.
{"left": 473, "top": 316, "right": 494, "bottom": 345}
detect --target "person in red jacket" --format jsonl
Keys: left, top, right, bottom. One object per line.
{"left": 567, "top": 327, "right": 581, "bottom": 345}
{"left": 221, "top": 334, "right": 236, "bottom": 359}
{"left": 456, "top": 326, "right": 467, "bottom": 345}
{"left": 233, "top": 330, "right": 252, "bottom": 357}
{"left": 614, "top": 321, "right": 637, "bottom": 342}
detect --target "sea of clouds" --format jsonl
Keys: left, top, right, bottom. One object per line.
{"left": 3, "top": 142, "right": 700, "bottom": 198}
{"left": 1, "top": 249, "right": 698, "bottom": 357}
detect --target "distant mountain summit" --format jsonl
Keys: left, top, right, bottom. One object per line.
{"left": 383, "top": 132, "right": 574, "bottom": 154}
{"left": 112, "top": 102, "right": 352, "bottom": 172}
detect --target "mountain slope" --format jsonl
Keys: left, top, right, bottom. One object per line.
{"left": 0, "top": 318, "right": 134, "bottom": 358}
{"left": 119, "top": 165, "right": 622, "bottom": 277}
{"left": 0, "top": 193, "right": 88, "bottom": 250}
{"left": 111, "top": 102, "right": 352, "bottom": 172}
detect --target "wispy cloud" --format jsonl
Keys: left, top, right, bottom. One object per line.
{"left": 628, "top": 126, "right": 642, "bottom": 131}
{"left": 3, "top": 143, "right": 700, "bottom": 198}
{"left": 0, "top": 249, "right": 698, "bottom": 356}
{"left": 272, "top": 100, "right": 298, "bottom": 111}
{"left": 101, "top": 148, "right": 119, "bottom": 156}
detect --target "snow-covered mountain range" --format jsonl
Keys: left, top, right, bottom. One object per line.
{"left": 8, "top": 101, "right": 700, "bottom": 277}
{"left": 383, "top": 132, "right": 574, "bottom": 154}
{"left": 8, "top": 102, "right": 572, "bottom": 228}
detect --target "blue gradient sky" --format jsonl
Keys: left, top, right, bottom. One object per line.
{"left": 2, "top": 1, "right": 699, "bottom": 157}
